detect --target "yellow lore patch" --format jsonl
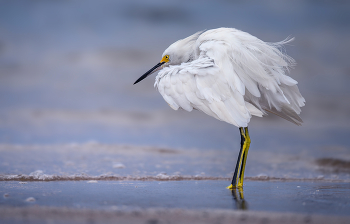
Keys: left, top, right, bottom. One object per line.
{"left": 160, "top": 55, "right": 170, "bottom": 63}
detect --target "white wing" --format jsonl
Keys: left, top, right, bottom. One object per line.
{"left": 155, "top": 54, "right": 257, "bottom": 127}
{"left": 155, "top": 28, "right": 305, "bottom": 127}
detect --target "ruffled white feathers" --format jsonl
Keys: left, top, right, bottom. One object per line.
{"left": 154, "top": 28, "right": 305, "bottom": 127}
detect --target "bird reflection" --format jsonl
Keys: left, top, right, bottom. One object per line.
{"left": 231, "top": 188, "right": 248, "bottom": 210}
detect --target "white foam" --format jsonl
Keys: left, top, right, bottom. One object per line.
{"left": 0, "top": 171, "right": 229, "bottom": 181}
{"left": 28, "top": 170, "right": 57, "bottom": 181}
{"left": 256, "top": 173, "right": 269, "bottom": 179}
{"left": 1, "top": 171, "right": 348, "bottom": 182}
{"left": 25, "top": 197, "right": 36, "bottom": 202}
{"left": 87, "top": 180, "right": 98, "bottom": 183}
{"left": 113, "top": 163, "right": 126, "bottom": 169}
{"left": 155, "top": 173, "right": 169, "bottom": 179}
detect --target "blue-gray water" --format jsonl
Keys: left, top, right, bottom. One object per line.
{"left": 1, "top": 181, "right": 350, "bottom": 216}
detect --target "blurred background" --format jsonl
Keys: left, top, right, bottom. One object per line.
{"left": 0, "top": 0, "right": 349, "bottom": 178}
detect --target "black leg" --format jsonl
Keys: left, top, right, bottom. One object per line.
{"left": 238, "top": 127, "right": 251, "bottom": 187}
{"left": 230, "top": 127, "right": 245, "bottom": 186}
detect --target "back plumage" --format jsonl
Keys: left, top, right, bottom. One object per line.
{"left": 155, "top": 28, "right": 305, "bottom": 127}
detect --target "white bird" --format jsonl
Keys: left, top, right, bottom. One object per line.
{"left": 134, "top": 28, "right": 305, "bottom": 189}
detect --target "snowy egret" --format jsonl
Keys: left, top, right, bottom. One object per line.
{"left": 134, "top": 28, "right": 305, "bottom": 189}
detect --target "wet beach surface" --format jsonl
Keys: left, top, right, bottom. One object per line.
{"left": 0, "top": 144, "right": 350, "bottom": 223}
{"left": 1, "top": 0, "right": 350, "bottom": 223}
{"left": 1, "top": 180, "right": 350, "bottom": 216}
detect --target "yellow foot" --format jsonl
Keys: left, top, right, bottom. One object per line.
{"left": 226, "top": 184, "right": 244, "bottom": 189}
{"left": 226, "top": 184, "right": 242, "bottom": 189}
{"left": 226, "top": 184, "right": 233, "bottom": 189}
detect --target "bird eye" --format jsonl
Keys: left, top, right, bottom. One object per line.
{"left": 160, "top": 55, "right": 170, "bottom": 63}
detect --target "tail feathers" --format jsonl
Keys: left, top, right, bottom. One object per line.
{"left": 264, "top": 107, "right": 303, "bottom": 126}
{"left": 244, "top": 84, "right": 305, "bottom": 126}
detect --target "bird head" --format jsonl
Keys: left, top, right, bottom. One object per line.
{"left": 134, "top": 31, "right": 203, "bottom": 85}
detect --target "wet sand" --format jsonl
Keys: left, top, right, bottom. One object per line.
{"left": 1, "top": 206, "right": 350, "bottom": 224}
{"left": 1, "top": 143, "right": 349, "bottom": 181}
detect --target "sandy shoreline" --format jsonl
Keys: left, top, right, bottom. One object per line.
{"left": 1, "top": 206, "right": 350, "bottom": 224}
{"left": 2, "top": 174, "right": 350, "bottom": 182}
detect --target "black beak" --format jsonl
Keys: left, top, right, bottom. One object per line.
{"left": 134, "top": 62, "right": 165, "bottom": 85}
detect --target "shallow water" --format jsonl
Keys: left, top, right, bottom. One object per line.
{"left": 1, "top": 180, "right": 350, "bottom": 216}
